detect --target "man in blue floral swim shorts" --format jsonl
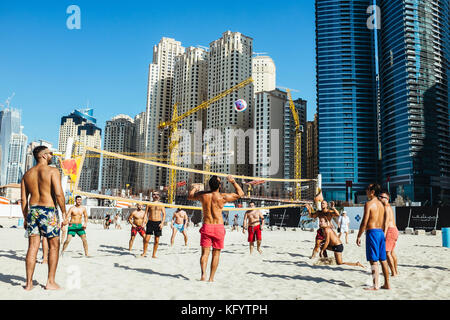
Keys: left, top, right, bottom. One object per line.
{"left": 21, "top": 146, "right": 67, "bottom": 291}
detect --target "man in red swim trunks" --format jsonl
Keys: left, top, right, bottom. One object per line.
{"left": 127, "top": 204, "right": 146, "bottom": 252}
{"left": 243, "top": 202, "right": 265, "bottom": 254}
{"left": 188, "top": 175, "right": 244, "bottom": 282}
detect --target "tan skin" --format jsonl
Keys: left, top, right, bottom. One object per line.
{"left": 357, "top": 185, "right": 390, "bottom": 290}
{"left": 243, "top": 203, "right": 265, "bottom": 254}
{"left": 380, "top": 193, "right": 399, "bottom": 277}
{"left": 188, "top": 175, "right": 244, "bottom": 282}
{"left": 141, "top": 193, "right": 166, "bottom": 258}
{"left": 61, "top": 197, "right": 89, "bottom": 256}
{"left": 128, "top": 204, "right": 146, "bottom": 251}
{"left": 319, "top": 217, "right": 364, "bottom": 268}
{"left": 305, "top": 200, "right": 340, "bottom": 259}
{"left": 170, "top": 209, "right": 189, "bottom": 247}
{"left": 21, "top": 147, "right": 66, "bottom": 291}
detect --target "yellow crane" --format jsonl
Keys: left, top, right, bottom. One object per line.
{"left": 159, "top": 77, "right": 254, "bottom": 203}
{"left": 286, "top": 89, "right": 303, "bottom": 201}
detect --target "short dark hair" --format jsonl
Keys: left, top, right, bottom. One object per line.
{"left": 75, "top": 195, "right": 82, "bottom": 200}
{"left": 380, "top": 190, "right": 390, "bottom": 197}
{"left": 249, "top": 201, "right": 255, "bottom": 205}
{"left": 367, "top": 183, "right": 382, "bottom": 197}
{"left": 209, "top": 176, "right": 220, "bottom": 191}
{"left": 33, "top": 146, "right": 48, "bottom": 161}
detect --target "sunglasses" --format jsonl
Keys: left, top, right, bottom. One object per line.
{"left": 379, "top": 196, "right": 389, "bottom": 200}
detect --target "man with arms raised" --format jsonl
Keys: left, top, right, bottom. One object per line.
{"left": 21, "top": 146, "right": 66, "bottom": 290}
{"left": 61, "top": 195, "right": 89, "bottom": 257}
{"left": 379, "top": 190, "right": 399, "bottom": 277}
{"left": 243, "top": 202, "right": 265, "bottom": 254}
{"left": 170, "top": 208, "right": 189, "bottom": 247}
{"left": 357, "top": 183, "right": 390, "bottom": 290}
{"left": 142, "top": 192, "right": 166, "bottom": 258}
{"left": 128, "top": 203, "right": 146, "bottom": 252}
{"left": 305, "top": 200, "right": 340, "bottom": 259}
{"left": 188, "top": 175, "right": 244, "bottom": 282}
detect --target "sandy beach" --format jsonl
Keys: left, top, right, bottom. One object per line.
{"left": 0, "top": 217, "right": 449, "bottom": 300}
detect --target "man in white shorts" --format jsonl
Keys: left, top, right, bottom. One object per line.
{"left": 338, "top": 211, "right": 350, "bottom": 244}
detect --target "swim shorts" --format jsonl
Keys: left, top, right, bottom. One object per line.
{"left": 131, "top": 226, "right": 146, "bottom": 237}
{"left": 200, "top": 224, "right": 225, "bottom": 249}
{"left": 385, "top": 226, "right": 399, "bottom": 252}
{"left": 248, "top": 224, "right": 262, "bottom": 243}
{"left": 26, "top": 206, "right": 60, "bottom": 238}
{"left": 366, "top": 229, "right": 387, "bottom": 262}
{"left": 331, "top": 244, "right": 344, "bottom": 253}
{"left": 173, "top": 223, "right": 185, "bottom": 233}
{"left": 316, "top": 228, "right": 325, "bottom": 241}
{"left": 68, "top": 223, "right": 86, "bottom": 237}
{"left": 146, "top": 220, "right": 162, "bottom": 237}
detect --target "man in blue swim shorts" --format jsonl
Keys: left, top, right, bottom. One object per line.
{"left": 357, "top": 183, "right": 390, "bottom": 291}
{"left": 170, "top": 208, "right": 188, "bottom": 247}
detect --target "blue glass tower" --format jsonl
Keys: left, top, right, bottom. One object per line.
{"left": 316, "top": 0, "right": 378, "bottom": 202}
{"left": 378, "top": 0, "right": 450, "bottom": 204}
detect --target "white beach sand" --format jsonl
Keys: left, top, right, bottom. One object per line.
{"left": 0, "top": 217, "right": 449, "bottom": 300}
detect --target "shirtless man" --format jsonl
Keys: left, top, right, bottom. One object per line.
{"left": 319, "top": 217, "right": 364, "bottom": 268}
{"left": 61, "top": 195, "right": 89, "bottom": 257}
{"left": 306, "top": 200, "right": 340, "bottom": 259}
{"left": 357, "top": 183, "right": 390, "bottom": 290}
{"left": 142, "top": 192, "right": 166, "bottom": 258}
{"left": 128, "top": 204, "right": 146, "bottom": 251}
{"left": 21, "top": 146, "right": 66, "bottom": 290}
{"left": 243, "top": 202, "right": 265, "bottom": 254}
{"left": 170, "top": 208, "right": 188, "bottom": 247}
{"left": 188, "top": 175, "right": 244, "bottom": 282}
{"left": 380, "top": 190, "right": 399, "bottom": 277}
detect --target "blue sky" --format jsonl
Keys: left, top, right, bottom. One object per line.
{"left": 0, "top": 0, "right": 316, "bottom": 147}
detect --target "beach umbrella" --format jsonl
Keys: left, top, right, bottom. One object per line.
{"left": 0, "top": 196, "right": 10, "bottom": 205}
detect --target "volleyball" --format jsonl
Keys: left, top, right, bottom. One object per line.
{"left": 234, "top": 99, "right": 248, "bottom": 112}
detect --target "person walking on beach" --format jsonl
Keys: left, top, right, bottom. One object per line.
{"left": 319, "top": 217, "right": 364, "bottom": 268}
{"left": 142, "top": 192, "right": 166, "bottom": 258}
{"left": 379, "top": 190, "right": 399, "bottom": 277}
{"left": 243, "top": 202, "right": 265, "bottom": 254}
{"left": 306, "top": 200, "right": 340, "bottom": 259}
{"left": 21, "top": 146, "right": 66, "bottom": 290}
{"left": 338, "top": 211, "right": 350, "bottom": 244}
{"left": 128, "top": 204, "right": 146, "bottom": 251}
{"left": 357, "top": 183, "right": 390, "bottom": 290}
{"left": 188, "top": 175, "right": 244, "bottom": 282}
{"left": 170, "top": 208, "right": 189, "bottom": 247}
{"left": 232, "top": 214, "right": 240, "bottom": 232}
{"left": 61, "top": 195, "right": 89, "bottom": 257}
{"left": 114, "top": 214, "right": 122, "bottom": 229}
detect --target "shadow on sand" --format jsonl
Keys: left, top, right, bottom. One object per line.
{"left": 114, "top": 263, "right": 189, "bottom": 280}
{"left": 247, "top": 271, "right": 353, "bottom": 288}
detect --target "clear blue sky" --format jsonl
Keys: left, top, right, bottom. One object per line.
{"left": 0, "top": 0, "right": 316, "bottom": 147}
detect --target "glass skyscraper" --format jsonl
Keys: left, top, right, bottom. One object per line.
{"left": 378, "top": 0, "right": 450, "bottom": 204}
{"left": 316, "top": 0, "right": 378, "bottom": 201}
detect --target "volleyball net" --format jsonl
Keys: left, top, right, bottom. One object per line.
{"left": 71, "top": 146, "right": 319, "bottom": 212}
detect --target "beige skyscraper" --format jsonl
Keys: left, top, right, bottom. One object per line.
{"left": 171, "top": 46, "right": 208, "bottom": 187}
{"left": 253, "top": 89, "right": 307, "bottom": 198}
{"left": 133, "top": 111, "right": 146, "bottom": 193}
{"left": 206, "top": 31, "right": 254, "bottom": 188}
{"left": 101, "top": 114, "right": 136, "bottom": 194}
{"left": 144, "top": 37, "right": 185, "bottom": 192}
{"left": 252, "top": 56, "right": 276, "bottom": 93}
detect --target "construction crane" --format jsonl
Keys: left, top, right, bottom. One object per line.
{"left": 278, "top": 87, "right": 303, "bottom": 201}
{"left": 0, "top": 92, "right": 16, "bottom": 108}
{"left": 159, "top": 77, "right": 254, "bottom": 203}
